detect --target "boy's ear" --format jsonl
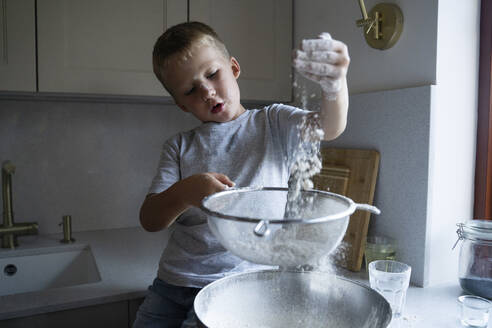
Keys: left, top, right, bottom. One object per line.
{"left": 230, "top": 57, "right": 241, "bottom": 79}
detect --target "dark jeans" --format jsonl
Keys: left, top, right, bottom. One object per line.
{"left": 133, "top": 278, "right": 201, "bottom": 328}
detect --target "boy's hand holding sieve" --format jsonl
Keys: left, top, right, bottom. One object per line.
{"left": 293, "top": 33, "right": 350, "bottom": 100}
{"left": 182, "top": 172, "right": 235, "bottom": 207}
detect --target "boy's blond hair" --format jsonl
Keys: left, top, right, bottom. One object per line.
{"left": 152, "top": 21, "right": 230, "bottom": 94}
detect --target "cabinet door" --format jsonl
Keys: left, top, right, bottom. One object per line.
{"left": 37, "top": 0, "right": 186, "bottom": 96}
{"left": 0, "top": 0, "right": 36, "bottom": 91}
{"left": 0, "top": 301, "right": 128, "bottom": 328}
{"left": 189, "top": 0, "right": 292, "bottom": 102}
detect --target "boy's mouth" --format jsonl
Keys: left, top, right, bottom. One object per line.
{"left": 211, "top": 102, "right": 224, "bottom": 114}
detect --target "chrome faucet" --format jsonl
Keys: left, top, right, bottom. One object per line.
{"left": 1, "top": 161, "right": 38, "bottom": 249}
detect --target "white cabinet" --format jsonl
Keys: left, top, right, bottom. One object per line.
{"left": 37, "top": 0, "right": 187, "bottom": 97}
{"left": 189, "top": 0, "right": 292, "bottom": 102}
{"left": 2, "top": 0, "right": 292, "bottom": 101}
{"left": 1, "top": 298, "right": 144, "bottom": 328}
{"left": 0, "top": 0, "right": 36, "bottom": 92}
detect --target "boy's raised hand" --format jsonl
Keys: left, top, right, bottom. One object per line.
{"left": 182, "top": 172, "right": 235, "bottom": 207}
{"left": 293, "top": 33, "right": 350, "bottom": 100}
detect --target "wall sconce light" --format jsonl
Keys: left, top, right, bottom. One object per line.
{"left": 356, "top": 0, "right": 403, "bottom": 50}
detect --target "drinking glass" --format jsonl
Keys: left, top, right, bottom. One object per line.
{"left": 458, "top": 295, "right": 491, "bottom": 328}
{"left": 369, "top": 260, "right": 411, "bottom": 319}
{"left": 365, "top": 235, "right": 397, "bottom": 271}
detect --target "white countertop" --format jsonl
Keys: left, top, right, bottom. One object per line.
{"left": 340, "top": 269, "right": 474, "bottom": 328}
{"left": 0, "top": 227, "right": 484, "bottom": 327}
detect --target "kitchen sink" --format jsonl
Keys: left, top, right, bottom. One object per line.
{"left": 0, "top": 245, "right": 101, "bottom": 296}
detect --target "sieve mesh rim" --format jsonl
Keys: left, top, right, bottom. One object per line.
{"left": 200, "top": 186, "right": 356, "bottom": 224}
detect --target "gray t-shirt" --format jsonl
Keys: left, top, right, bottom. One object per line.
{"left": 148, "top": 103, "right": 308, "bottom": 287}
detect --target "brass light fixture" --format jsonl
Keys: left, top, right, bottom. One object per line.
{"left": 356, "top": 0, "right": 403, "bottom": 50}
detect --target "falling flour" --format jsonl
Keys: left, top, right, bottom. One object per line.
{"left": 284, "top": 70, "right": 326, "bottom": 219}
{"left": 284, "top": 112, "right": 324, "bottom": 219}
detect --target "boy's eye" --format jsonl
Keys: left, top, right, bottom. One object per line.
{"left": 207, "top": 70, "right": 218, "bottom": 79}
{"left": 185, "top": 87, "right": 195, "bottom": 96}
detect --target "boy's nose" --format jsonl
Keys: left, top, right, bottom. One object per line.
{"left": 199, "top": 84, "right": 216, "bottom": 101}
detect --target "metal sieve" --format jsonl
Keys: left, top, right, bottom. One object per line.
{"left": 200, "top": 187, "right": 380, "bottom": 267}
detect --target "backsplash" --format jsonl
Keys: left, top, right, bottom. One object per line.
{"left": 0, "top": 96, "right": 198, "bottom": 234}
{"left": 1, "top": 86, "right": 435, "bottom": 286}
{"left": 1, "top": 88, "right": 431, "bottom": 241}
{"left": 328, "top": 85, "right": 432, "bottom": 286}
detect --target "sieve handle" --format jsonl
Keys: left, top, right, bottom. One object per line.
{"left": 254, "top": 220, "right": 270, "bottom": 237}
{"left": 355, "top": 203, "right": 381, "bottom": 215}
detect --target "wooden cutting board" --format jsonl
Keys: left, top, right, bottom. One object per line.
{"left": 313, "top": 148, "right": 380, "bottom": 271}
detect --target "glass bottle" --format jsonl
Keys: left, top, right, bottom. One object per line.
{"left": 455, "top": 220, "right": 492, "bottom": 299}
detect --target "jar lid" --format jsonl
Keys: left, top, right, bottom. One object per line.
{"left": 459, "top": 220, "right": 492, "bottom": 241}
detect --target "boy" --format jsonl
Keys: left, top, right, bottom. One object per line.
{"left": 134, "top": 22, "right": 350, "bottom": 327}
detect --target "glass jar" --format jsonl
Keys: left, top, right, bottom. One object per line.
{"left": 455, "top": 220, "right": 492, "bottom": 299}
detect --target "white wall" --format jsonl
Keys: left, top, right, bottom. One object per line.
{"left": 294, "top": 0, "right": 438, "bottom": 94}
{"left": 328, "top": 86, "right": 431, "bottom": 287}
{"left": 425, "top": 0, "right": 480, "bottom": 287}
{"left": 294, "top": 0, "right": 480, "bottom": 286}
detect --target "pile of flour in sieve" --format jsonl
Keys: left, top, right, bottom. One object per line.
{"left": 226, "top": 213, "right": 348, "bottom": 267}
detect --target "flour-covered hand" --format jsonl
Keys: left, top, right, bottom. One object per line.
{"left": 293, "top": 33, "right": 350, "bottom": 100}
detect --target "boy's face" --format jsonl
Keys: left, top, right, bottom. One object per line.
{"left": 163, "top": 43, "right": 245, "bottom": 123}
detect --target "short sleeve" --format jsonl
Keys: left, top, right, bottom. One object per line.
{"left": 148, "top": 136, "right": 182, "bottom": 195}
{"left": 266, "top": 103, "right": 309, "bottom": 165}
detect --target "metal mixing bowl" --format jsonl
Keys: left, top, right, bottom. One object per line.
{"left": 200, "top": 187, "right": 380, "bottom": 267}
{"left": 194, "top": 269, "right": 392, "bottom": 328}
